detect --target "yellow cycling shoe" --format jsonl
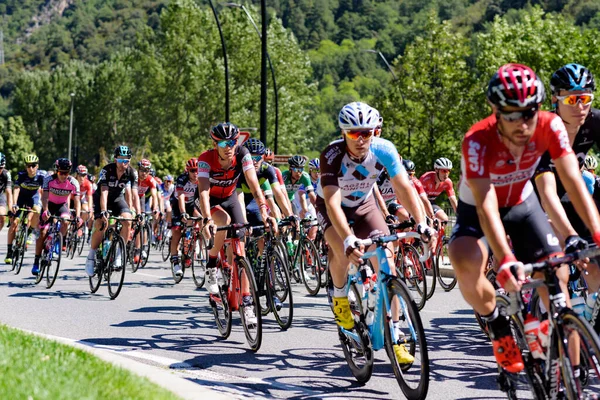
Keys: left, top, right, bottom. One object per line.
{"left": 333, "top": 296, "right": 355, "bottom": 330}
{"left": 393, "top": 344, "right": 415, "bottom": 365}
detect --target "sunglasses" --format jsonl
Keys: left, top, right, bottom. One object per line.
{"left": 139, "top": 168, "right": 150, "bottom": 173}
{"left": 344, "top": 129, "right": 374, "bottom": 141}
{"left": 437, "top": 169, "right": 450, "bottom": 174}
{"left": 216, "top": 139, "right": 237, "bottom": 148}
{"left": 188, "top": 168, "right": 198, "bottom": 173}
{"left": 556, "top": 94, "right": 594, "bottom": 106}
{"left": 116, "top": 158, "right": 131, "bottom": 163}
{"left": 290, "top": 167, "right": 304, "bottom": 173}
{"left": 310, "top": 169, "right": 320, "bottom": 173}
{"left": 26, "top": 164, "right": 38, "bottom": 168}
{"left": 251, "top": 155, "right": 263, "bottom": 162}
{"left": 498, "top": 107, "right": 538, "bottom": 122}
{"left": 57, "top": 171, "right": 70, "bottom": 176}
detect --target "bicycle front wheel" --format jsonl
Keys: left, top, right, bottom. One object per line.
{"left": 402, "top": 244, "right": 427, "bottom": 311}
{"left": 209, "top": 268, "right": 232, "bottom": 339}
{"left": 141, "top": 223, "right": 151, "bottom": 267}
{"left": 107, "top": 236, "right": 126, "bottom": 299}
{"left": 558, "top": 309, "right": 600, "bottom": 399}
{"left": 46, "top": 233, "right": 62, "bottom": 289}
{"left": 384, "top": 277, "right": 429, "bottom": 400}
{"left": 77, "top": 227, "right": 86, "bottom": 256}
{"left": 238, "top": 257, "right": 263, "bottom": 352}
{"left": 14, "top": 225, "right": 28, "bottom": 275}
{"left": 435, "top": 237, "right": 457, "bottom": 291}
{"left": 161, "top": 236, "right": 171, "bottom": 262}
{"left": 300, "top": 238, "right": 322, "bottom": 296}
{"left": 267, "top": 248, "right": 293, "bottom": 330}
{"left": 89, "top": 251, "right": 103, "bottom": 293}
{"left": 191, "top": 237, "right": 207, "bottom": 289}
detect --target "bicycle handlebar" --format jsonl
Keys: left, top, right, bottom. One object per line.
{"left": 523, "top": 246, "right": 600, "bottom": 275}
{"left": 355, "top": 231, "right": 430, "bottom": 262}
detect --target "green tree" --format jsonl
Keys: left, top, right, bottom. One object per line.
{"left": 1, "top": 116, "right": 35, "bottom": 176}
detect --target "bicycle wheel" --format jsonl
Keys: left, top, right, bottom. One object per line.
{"left": 89, "top": 249, "right": 103, "bottom": 293}
{"left": 77, "top": 227, "right": 86, "bottom": 256}
{"left": 35, "top": 250, "right": 46, "bottom": 285}
{"left": 106, "top": 236, "right": 126, "bottom": 300}
{"left": 558, "top": 310, "right": 600, "bottom": 399}
{"left": 191, "top": 238, "right": 207, "bottom": 289}
{"left": 209, "top": 266, "right": 232, "bottom": 339}
{"left": 45, "top": 233, "right": 62, "bottom": 289}
{"left": 435, "top": 237, "right": 457, "bottom": 291}
{"left": 130, "top": 228, "right": 143, "bottom": 273}
{"left": 161, "top": 235, "right": 171, "bottom": 262}
{"left": 402, "top": 244, "right": 427, "bottom": 311}
{"left": 419, "top": 242, "right": 436, "bottom": 301}
{"left": 384, "top": 277, "right": 429, "bottom": 400}
{"left": 267, "top": 248, "right": 293, "bottom": 330}
{"left": 300, "top": 238, "right": 322, "bottom": 296}
{"left": 141, "top": 223, "right": 151, "bottom": 267}
{"left": 238, "top": 257, "right": 263, "bottom": 352}
{"left": 14, "top": 225, "right": 28, "bottom": 275}
{"left": 339, "top": 282, "right": 373, "bottom": 383}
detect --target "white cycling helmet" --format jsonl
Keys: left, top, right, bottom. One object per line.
{"left": 585, "top": 155, "right": 598, "bottom": 171}
{"left": 434, "top": 157, "right": 453, "bottom": 170}
{"left": 338, "top": 102, "right": 380, "bottom": 130}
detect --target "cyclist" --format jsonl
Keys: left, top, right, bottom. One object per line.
{"left": 283, "top": 156, "right": 316, "bottom": 220}
{"left": 85, "top": 145, "right": 141, "bottom": 277}
{"left": 403, "top": 159, "right": 435, "bottom": 219}
{"left": 419, "top": 157, "right": 458, "bottom": 222}
{"left": 75, "top": 165, "right": 93, "bottom": 236}
{"left": 0, "top": 153, "right": 13, "bottom": 235}
{"left": 264, "top": 147, "right": 293, "bottom": 215}
{"left": 161, "top": 175, "right": 175, "bottom": 225}
{"left": 198, "top": 123, "right": 276, "bottom": 326}
{"left": 6, "top": 154, "right": 44, "bottom": 264}
{"left": 448, "top": 63, "right": 600, "bottom": 374}
{"left": 309, "top": 158, "right": 320, "bottom": 189}
{"left": 170, "top": 158, "right": 202, "bottom": 277}
{"left": 34, "top": 159, "right": 81, "bottom": 275}
{"left": 316, "top": 101, "right": 434, "bottom": 363}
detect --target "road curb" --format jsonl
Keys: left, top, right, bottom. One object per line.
{"left": 19, "top": 328, "right": 231, "bottom": 400}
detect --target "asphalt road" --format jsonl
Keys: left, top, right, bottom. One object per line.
{"left": 0, "top": 230, "right": 512, "bottom": 399}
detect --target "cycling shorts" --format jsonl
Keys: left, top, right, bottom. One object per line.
{"left": 93, "top": 196, "right": 130, "bottom": 220}
{"left": 432, "top": 203, "right": 443, "bottom": 214}
{"left": 17, "top": 193, "right": 42, "bottom": 209}
{"left": 450, "top": 194, "right": 562, "bottom": 263}
{"left": 315, "top": 195, "right": 389, "bottom": 239}
{"left": 292, "top": 195, "right": 317, "bottom": 219}
{"left": 388, "top": 201, "right": 404, "bottom": 216}
{"left": 171, "top": 201, "right": 199, "bottom": 229}
{"left": 40, "top": 202, "right": 71, "bottom": 229}
{"left": 246, "top": 199, "right": 265, "bottom": 237}
{"left": 0, "top": 193, "right": 6, "bottom": 207}
{"left": 210, "top": 194, "right": 245, "bottom": 238}
{"left": 561, "top": 197, "right": 600, "bottom": 243}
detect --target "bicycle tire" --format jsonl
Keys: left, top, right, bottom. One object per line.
{"left": 300, "top": 238, "right": 322, "bottom": 296}
{"left": 210, "top": 266, "right": 232, "bottom": 339}
{"left": 130, "top": 227, "right": 143, "bottom": 273}
{"left": 191, "top": 238, "right": 207, "bottom": 289}
{"left": 77, "top": 227, "right": 86, "bottom": 256}
{"left": 107, "top": 235, "right": 126, "bottom": 299}
{"left": 161, "top": 236, "right": 171, "bottom": 262}
{"left": 14, "top": 225, "right": 28, "bottom": 275}
{"left": 339, "top": 282, "right": 374, "bottom": 383}
{"left": 89, "top": 248, "right": 103, "bottom": 293}
{"left": 267, "top": 249, "right": 293, "bottom": 330}
{"left": 435, "top": 237, "right": 457, "bottom": 291}
{"left": 35, "top": 249, "right": 46, "bottom": 285}
{"left": 45, "top": 232, "right": 62, "bottom": 289}
{"left": 402, "top": 244, "right": 427, "bottom": 311}
{"left": 238, "top": 257, "right": 263, "bottom": 352}
{"left": 384, "top": 277, "right": 429, "bottom": 400}
{"left": 558, "top": 309, "right": 600, "bottom": 399}
{"left": 141, "top": 223, "right": 151, "bottom": 267}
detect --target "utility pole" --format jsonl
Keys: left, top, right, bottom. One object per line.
{"left": 259, "top": 0, "right": 268, "bottom": 147}
{"left": 0, "top": 29, "right": 5, "bottom": 65}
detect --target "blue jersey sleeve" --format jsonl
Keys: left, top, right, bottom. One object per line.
{"left": 582, "top": 170, "right": 595, "bottom": 194}
{"left": 371, "top": 137, "right": 405, "bottom": 178}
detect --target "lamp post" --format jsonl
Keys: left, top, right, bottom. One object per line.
{"left": 68, "top": 92, "right": 75, "bottom": 160}
{"left": 222, "top": 2, "right": 279, "bottom": 153}
{"left": 208, "top": 0, "right": 230, "bottom": 121}
{"left": 362, "top": 49, "right": 411, "bottom": 157}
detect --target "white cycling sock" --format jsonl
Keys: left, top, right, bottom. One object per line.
{"left": 333, "top": 285, "right": 346, "bottom": 298}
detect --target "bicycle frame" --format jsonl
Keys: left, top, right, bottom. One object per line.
{"left": 214, "top": 233, "right": 245, "bottom": 312}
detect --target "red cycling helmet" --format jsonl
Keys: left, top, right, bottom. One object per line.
{"left": 487, "top": 63, "right": 546, "bottom": 109}
{"left": 186, "top": 157, "right": 198, "bottom": 172}
{"left": 138, "top": 159, "right": 152, "bottom": 170}
{"left": 76, "top": 165, "right": 88, "bottom": 175}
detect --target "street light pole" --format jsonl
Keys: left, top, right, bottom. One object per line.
{"left": 208, "top": 0, "right": 230, "bottom": 121}
{"left": 259, "top": 0, "right": 268, "bottom": 148}
{"left": 362, "top": 49, "right": 411, "bottom": 157}
{"left": 68, "top": 92, "right": 75, "bottom": 160}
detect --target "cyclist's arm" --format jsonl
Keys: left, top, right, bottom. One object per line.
{"left": 198, "top": 177, "right": 211, "bottom": 221}
{"left": 86, "top": 191, "right": 93, "bottom": 208}
{"left": 555, "top": 154, "right": 600, "bottom": 239}
{"left": 420, "top": 193, "right": 435, "bottom": 219}
{"left": 267, "top": 197, "right": 281, "bottom": 220}
{"left": 298, "top": 189, "right": 309, "bottom": 216}
{"left": 373, "top": 185, "right": 390, "bottom": 218}
{"left": 6, "top": 188, "right": 13, "bottom": 210}
{"left": 390, "top": 172, "right": 425, "bottom": 225}
{"left": 322, "top": 185, "right": 353, "bottom": 240}
{"left": 535, "top": 172, "right": 577, "bottom": 240}
{"left": 243, "top": 167, "right": 269, "bottom": 221}
{"left": 468, "top": 177, "right": 513, "bottom": 261}
{"left": 150, "top": 187, "right": 159, "bottom": 213}
{"left": 237, "top": 190, "right": 248, "bottom": 224}
{"left": 73, "top": 195, "right": 81, "bottom": 219}
{"left": 308, "top": 190, "right": 317, "bottom": 205}
{"left": 41, "top": 190, "right": 49, "bottom": 211}
{"left": 100, "top": 186, "right": 108, "bottom": 212}
{"left": 271, "top": 183, "right": 293, "bottom": 217}
{"left": 178, "top": 192, "right": 187, "bottom": 215}
{"left": 449, "top": 195, "right": 458, "bottom": 214}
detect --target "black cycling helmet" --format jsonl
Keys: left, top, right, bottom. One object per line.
{"left": 55, "top": 158, "right": 72, "bottom": 172}
{"left": 210, "top": 123, "right": 240, "bottom": 141}
{"left": 487, "top": 63, "right": 545, "bottom": 108}
{"left": 288, "top": 155, "right": 306, "bottom": 169}
{"left": 550, "top": 63, "right": 596, "bottom": 94}
{"left": 244, "top": 138, "right": 266, "bottom": 155}
{"left": 402, "top": 159, "right": 415, "bottom": 172}
{"left": 114, "top": 145, "right": 132, "bottom": 158}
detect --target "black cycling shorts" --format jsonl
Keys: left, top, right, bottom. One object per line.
{"left": 210, "top": 194, "right": 245, "bottom": 238}
{"left": 171, "top": 200, "right": 199, "bottom": 228}
{"left": 562, "top": 197, "right": 600, "bottom": 243}
{"left": 450, "top": 194, "right": 562, "bottom": 263}
{"left": 93, "top": 196, "right": 130, "bottom": 220}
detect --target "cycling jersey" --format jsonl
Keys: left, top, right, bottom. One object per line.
{"left": 273, "top": 165, "right": 285, "bottom": 185}
{"left": 79, "top": 178, "right": 93, "bottom": 199}
{"left": 318, "top": 137, "right": 404, "bottom": 208}
{"left": 237, "top": 162, "right": 277, "bottom": 204}
{"left": 459, "top": 111, "right": 571, "bottom": 208}
{"left": 376, "top": 170, "right": 396, "bottom": 204}
{"left": 160, "top": 183, "right": 175, "bottom": 201}
{"left": 173, "top": 172, "right": 198, "bottom": 205}
{"left": 419, "top": 171, "right": 455, "bottom": 202}
{"left": 535, "top": 108, "right": 600, "bottom": 199}
{"left": 96, "top": 163, "right": 138, "bottom": 201}
{"left": 282, "top": 171, "right": 314, "bottom": 201}
{"left": 197, "top": 146, "right": 253, "bottom": 199}
{"left": 14, "top": 171, "right": 45, "bottom": 199}
{"left": 138, "top": 175, "right": 157, "bottom": 199}
{"left": 410, "top": 175, "right": 426, "bottom": 196}
{"left": 43, "top": 174, "right": 80, "bottom": 204}
{"left": 0, "top": 169, "right": 12, "bottom": 194}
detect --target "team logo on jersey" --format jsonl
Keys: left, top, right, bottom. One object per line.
{"left": 467, "top": 140, "right": 485, "bottom": 176}
{"left": 98, "top": 169, "right": 107, "bottom": 182}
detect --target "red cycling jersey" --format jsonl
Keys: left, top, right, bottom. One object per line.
{"left": 459, "top": 111, "right": 571, "bottom": 208}
{"left": 138, "top": 175, "right": 157, "bottom": 198}
{"left": 274, "top": 166, "right": 284, "bottom": 185}
{"left": 409, "top": 175, "right": 426, "bottom": 196}
{"left": 198, "top": 146, "right": 253, "bottom": 199}
{"left": 419, "top": 171, "right": 455, "bottom": 201}
{"left": 79, "top": 178, "right": 93, "bottom": 198}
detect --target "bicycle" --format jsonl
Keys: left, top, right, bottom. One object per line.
{"left": 247, "top": 225, "right": 293, "bottom": 330}
{"left": 330, "top": 231, "right": 430, "bottom": 399}
{"left": 64, "top": 210, "right": 85, "bottom": 259}
{"left": 36, "top": 215, "right": 72, "bottom": 288}
{"left": 10, "top": 208, "right": 38, "bottom": 275}
{"left": 172, "top": 216, "right": 206, "bottom": 287}
{"left": 126, "top": 214, "right": 148, "bottom": 273}
{"left": 207, "top": 222, "right": 262, "bottom": 352}
{"left": 282, "top": 217, "right": 323, "bottom": 296}
{"left": 89, "top": 215, "right": 129, "bottom": 300}
{"left": 495, "top": 247, "right": 600, "bottom": 399}
{"left": 432, "top": 219, "right": 457, "bottom": 293}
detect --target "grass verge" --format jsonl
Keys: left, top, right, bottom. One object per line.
{"left": 0, "top": 324, "right": 180, "bottom": 399}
